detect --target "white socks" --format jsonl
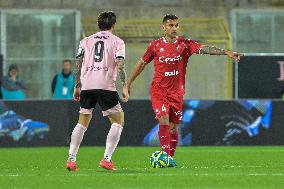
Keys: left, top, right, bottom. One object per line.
{"left": 68, "top": 124, "right": 87, "bottom": 162}
{"left": 67, "top": 123, "right": 122, "bottom": 163}
{"left": 104, "top": 123, "right": 123, "bottom": 162}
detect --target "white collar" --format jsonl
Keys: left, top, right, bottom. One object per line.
{"left": 162, "top": 36, "right": 178, "bottom": 43}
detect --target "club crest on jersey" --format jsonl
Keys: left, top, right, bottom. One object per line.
{"left": 160, "top": 48, "right": 164, "bottom": 52}
{"left": 159, "top": 55, "right": 182, "bottom": 64}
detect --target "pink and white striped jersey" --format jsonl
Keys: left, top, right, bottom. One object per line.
{"left": 78, "top": 31, "right": 125, "bottom": 91}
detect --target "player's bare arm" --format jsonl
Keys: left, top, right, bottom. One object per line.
{"left": 127, "top": 60, "right": 147, "bottom": 94}
{"left": 116, "top": 57, "right": 127, "bottom": 86}
{"left": 73, "top": 54, "right": 83, "bottom": 101}
{"left": 200, "top": 45, "right": 241, "bottom": 62}
{"left": 74, "top": 56, "right": 83, "bottom": 88}
{"left": 116, "top": 57, "right": 129, "bottom": 102}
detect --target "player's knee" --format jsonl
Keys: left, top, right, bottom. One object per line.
{"left": 109, "top": 117, "right": 124, "bottom": 126}
{"left": 74, "top": 123, "right": 88, "bottom": 131}
{"left": 158, "top": 115, "right": 170, "bottom": 125}
{"left": 169, "top": 123, "right": 178, "bottom": 133}
{"left": 118, "top": 118, "right": 124, "bottom": 127}
{"left": 78, "top": 122, "right": 90, "bottom": 128}
{"left": 171, "top": 127, "right": 178, "bottom": 133}
{"left": 110, "top": 120, "right": 124, "bottom": 127}
{"left": 112, "top": 121, "right": 124, "bottom": 127}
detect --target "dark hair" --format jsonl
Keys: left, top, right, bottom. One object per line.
{"left": 163, "top": 14, "right": 179, "bottom": 23}
{"left": 62, "top": 59, "right": 72, "bottom": 64}
{"left": 8, "top": 64, "right": 18, "bottom": 72}
{"left": 97, "top": 11, "right": 116, "bottom": 31}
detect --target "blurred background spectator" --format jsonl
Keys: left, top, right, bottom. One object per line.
{"left": 1, "top": 64, "right": 27, "bottom": 100}
{"left": 51, "top": 59, "right": 74, "bottom": 99}
{"left": 1, "top": 0, "right": 284, "bottom": 100}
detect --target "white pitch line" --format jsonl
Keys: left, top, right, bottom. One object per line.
{"left": 0, "top": 173, "right": 283, "bottom": 177}
{"left": 177, "top": 149, "right": 284, "bottom": 153}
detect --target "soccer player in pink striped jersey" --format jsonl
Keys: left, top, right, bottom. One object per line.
{"left": 66, "top": 11, "right": 129, "bottom": 171}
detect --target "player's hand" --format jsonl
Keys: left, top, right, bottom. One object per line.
{"left": 226, "top": 51, "right": 242, "bottom": 62}
{"left": 73, "top": 87, "right": 80, "bottom": 101}
{"left": 126, "top": 83, "right": 131, "bottom": 95}
{"left": 121, "top": 85, "right": 129, "bottom": 102}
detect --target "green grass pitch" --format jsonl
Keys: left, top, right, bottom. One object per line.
{"left": 0, "top": 146, "right": 283, "bottom": 189}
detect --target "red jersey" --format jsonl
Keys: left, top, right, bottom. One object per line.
{"left": 142, "top": 36, "right": 202, "bottom": 96}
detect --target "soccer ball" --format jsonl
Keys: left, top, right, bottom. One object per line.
{"left": 150, "top": 151, "right": 171, "bottom": 168}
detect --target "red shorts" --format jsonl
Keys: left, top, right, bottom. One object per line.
{"left": 150, "top": 91, "right": 183, "bottom": 124}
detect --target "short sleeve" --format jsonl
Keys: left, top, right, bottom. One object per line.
{"left": 188, "top": 40, "right": 203, "bottom": 55}
{"left": 76, "top": 40, "right": 85, "bottom": 58}
{"left": 115, "top": 39, "right": 125, "bottom": 59}
{"left": 141, "top": 42, "right": 155, "bottom": 64}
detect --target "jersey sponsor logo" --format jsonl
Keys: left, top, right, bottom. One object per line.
{"left": 165, "top": 70, "right": 179, "bottom": 77}
{"left": 158, "top": 55, "right": 182, "bottom": 64}
{"left": 94, "top": 35, "right": 109, "bottom": 40}
{"left": 83, "top": 66, "right": 108, "bottom": 77}
{"left": 88, "top": 66, "right": 108, "bottom": 71}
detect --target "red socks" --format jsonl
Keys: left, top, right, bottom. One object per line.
{"left": 158, "top": 125, "right": 179, "bottom": 157}
{"left": 158, "top": 125, "right": 171, "bottom": 155}
{"left": 169, "top": 130, "right": 178, "bottom": 157}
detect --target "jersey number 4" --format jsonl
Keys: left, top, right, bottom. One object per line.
{"left": 94, "top": 41, "right": 104, "bottom": 62}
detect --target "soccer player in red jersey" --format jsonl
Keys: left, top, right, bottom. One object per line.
{"left": 127, "top": 14, "right": 241, "bottom": 167}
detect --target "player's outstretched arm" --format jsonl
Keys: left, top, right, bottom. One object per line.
{"left": 116, "top": 57, "right": 129, "bottom": 102}
{"left": 127, "top": 60, "right": 147, "bottom": 94}
{"left": 200, "top": 45, "right": 242, "bottom": 62}
{"left": 73, "top": 54, "right": 83, "bottom": 101}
